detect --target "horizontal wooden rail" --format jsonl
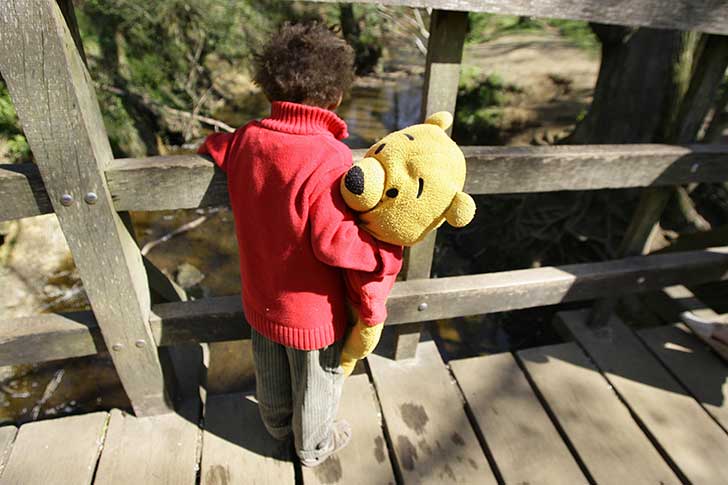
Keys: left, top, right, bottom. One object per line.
{"left": 4, "top": 144, "right": 728, "bottom": 221}
{"left": 0, "top": 163, "right": 52, "bottom": 220}
{"left": 3, "top": 246, "right": 728, "bottom": 366}
{"left": 309, "top": 0, "right": 728, "bottom": 35}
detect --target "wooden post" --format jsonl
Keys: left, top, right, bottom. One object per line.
{"left": 393, "top": 10, "right": 468, "bottom": 359}
{"left": 588, "top": 187, "right": 672, "bottom": 326}
{"left": 0, "top": 0, "right": 172, "bottom": 415}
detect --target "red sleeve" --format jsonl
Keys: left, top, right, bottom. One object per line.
{"left": 197, "top": 132, "right": 234, "bottom": 173}
{"left": 308, "top": 166, "right": 385, "bottom": 272}
{"left": 345, "top": 243, "right": 404, "bottom": 325}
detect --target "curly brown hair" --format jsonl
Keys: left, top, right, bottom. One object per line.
{"left": 253, "top": 21, "right": 355, "bottom": 106}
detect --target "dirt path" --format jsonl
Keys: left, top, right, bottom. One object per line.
{"left": 463, "top": 32, "right": 599, "bottom": 145}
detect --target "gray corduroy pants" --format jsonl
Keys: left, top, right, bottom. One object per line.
{"left": 251, "top": 328, "right": 345, "bottom": 461}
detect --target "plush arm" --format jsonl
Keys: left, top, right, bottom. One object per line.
{"left": 344, "top": 243, "right": 403, "bottom": 324}
{"left": 340, "top": 310, "right": 384, "bottom": 376}
{"left": 308, "top": 167, "right": 385, "bottom": 272}
{"left": 341, "top": 244, "right": 403, "bottom": 376}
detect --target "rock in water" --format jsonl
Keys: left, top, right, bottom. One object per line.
{"left": 176, "top": 262, "right": 205, "bottom": 288}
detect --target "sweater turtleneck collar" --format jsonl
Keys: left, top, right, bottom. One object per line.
{"left": 259, "top": 101, "right": 349, "bottom": 140}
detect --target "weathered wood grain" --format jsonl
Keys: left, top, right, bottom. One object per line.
{"left": 450, "top": 353, "right": 585, "bottom": 483}
{"left": 463, "top": 144, "right": 728, "bottom": 195}
{"left": 150, "top": 295, "right": 249, "bottom": 345}
{"left": 106, "top": 155, "right": 228, "bottom": 213}
{"left": 0, "top": 412, "right": 108, "bottom": 485}
{"left": 0, "top": 427, "right": 16, "bottom": 479}
{"left": 638, "top": 324, "right": 728, "bottom": 431}
{"left": 302, "top": 374, "right": 395, "bottom": 485}
{"left": 386, "top": 246, "right": 728, "bottom": 325}
{"left": 0, "top": 0, "right": 171, "bottom": 415}
{"left": 0, "top": 164, "right": 52, "bottom": 221}
{"left": 368, "top": 341, "right": 496, "bottom": 484}
{"left": 518, "top": 343, "right": 679, "bottom": 484}
{"left": 4, "top": 247, "right": 728, "bottom": 367}
{"left": 308, "top": 0, "right": 728, "bottom": 35}
{"left": 93, "top": 409, "right": 200, "bottom": 485}
{"left": 101, "top": 144, "right": 728, "bottom": 213}
{"left": 6, "top": 144, "right": 728, "bottom": 221}
{"left": 0, "top": 311, "right": 104, "bottom": 366}
{"left": 560, "top": 310, "right": 728, "bottom": 483}
{"left": 201, "top": 393, "right": 294, "bottom": 485}
{"left": 418, "top": 8, "right": 467, "bottom": 141}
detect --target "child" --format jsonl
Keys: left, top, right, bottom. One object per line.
{"left": 197, "top": 22, "right": 401, "bottom": 467}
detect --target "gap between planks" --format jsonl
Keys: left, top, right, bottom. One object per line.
{"left": 0, "top": 412, "right": 109, "bottom": 485}
{"left": 450, "top": 352, "right": 586, "bottom": 484}
{"left": 637, "top": 323, "right": 728, "bottom": 433}
{"left": 518, "top": 342, "right": 679, "bottom": 484}
{"left": 93, "top": 406, "right": 201, "bottom": 484}
{"left": 559, "top": 309, "right": 728, "bottom": 484}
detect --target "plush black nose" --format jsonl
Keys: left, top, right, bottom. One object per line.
{"left": 344, "top": 166, "right": 365, "bottom": 195}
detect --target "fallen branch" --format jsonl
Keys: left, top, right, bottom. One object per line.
{"left": 97, "top": 83, "right": 235, "bottom": 133}
{"left": 141, "top": 215, "right": 210, "bottom": 256}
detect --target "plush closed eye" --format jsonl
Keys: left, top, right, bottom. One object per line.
{"left": 416, "top": 178, "right": 424, "bottom": 198}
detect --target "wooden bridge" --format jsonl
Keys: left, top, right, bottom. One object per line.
{"left": 1, "top": 0, "right": 728, "bottom": 483}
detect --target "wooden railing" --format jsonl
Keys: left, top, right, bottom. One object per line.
{"left": 1, "top": 0, "right": 727, "bottom": 416}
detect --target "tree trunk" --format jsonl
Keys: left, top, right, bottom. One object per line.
{"left": 567, "top": 26, "right": 728, "bottom": 242}
{"left": 569, "top": 26, "right": 728, "bottom": 144}
{"left": 567, "top": 25, "right": 693, "bottom": 144}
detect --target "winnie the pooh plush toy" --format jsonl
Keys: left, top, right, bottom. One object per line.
{"left": 339, "top": 111, "right": 476, "bottom": 375}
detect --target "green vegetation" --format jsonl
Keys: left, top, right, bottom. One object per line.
{"left": 0, "top": 81, "right": 30, "bottom": 163}
{"left": 0, "top": 1, "right": 388, "bottom": 162}
{"left": 453, "top": 69, "right": 521, "bottom": 145}
{"left": 467, "top": 14, "right": 598, "bottom": 52}
{"left": 75, "top": 0, "right": 296, "bottom": 156}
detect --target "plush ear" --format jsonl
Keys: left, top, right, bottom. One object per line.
{"left": 424, "top": 111, "right": 453, "bottom": 131}
{"left": 445, "top": 191, "right": 476, "bottom": 227}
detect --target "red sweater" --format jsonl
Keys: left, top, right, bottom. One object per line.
{"left": 198, "top": 101, "right": 402, "bottom": 350}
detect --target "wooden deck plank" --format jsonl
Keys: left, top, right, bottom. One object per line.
{"left": 560, "top": 310, "right": 728, "bottom": 484}
{"left": 93, "top": 408, "right": 200, "bottom": 485}
{"left": 0, "top": 427, "right": 16, "bottom": 478}
{"left": 201, "top": 393, "right": 294, "bottom": 485}
{"left": 450, "top": 353, "right": 585, "bottom": 483}
{"left": 638, "top": 323, "right": 728, "bottom": 432}
{"left": 302, "top": 374, "right": 395, "bottom": 485}
{"left": 368, "top": 341, "right": 496, "bottom": 484}
{"left": 0, "top": 412, "right": 108, "bottom": 485}
{"left": 518, "top": 343, "right": 679, "bottom": 484}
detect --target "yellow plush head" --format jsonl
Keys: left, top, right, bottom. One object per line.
{"left": 341, "top": 112, "right": 476, "bottom": 246}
